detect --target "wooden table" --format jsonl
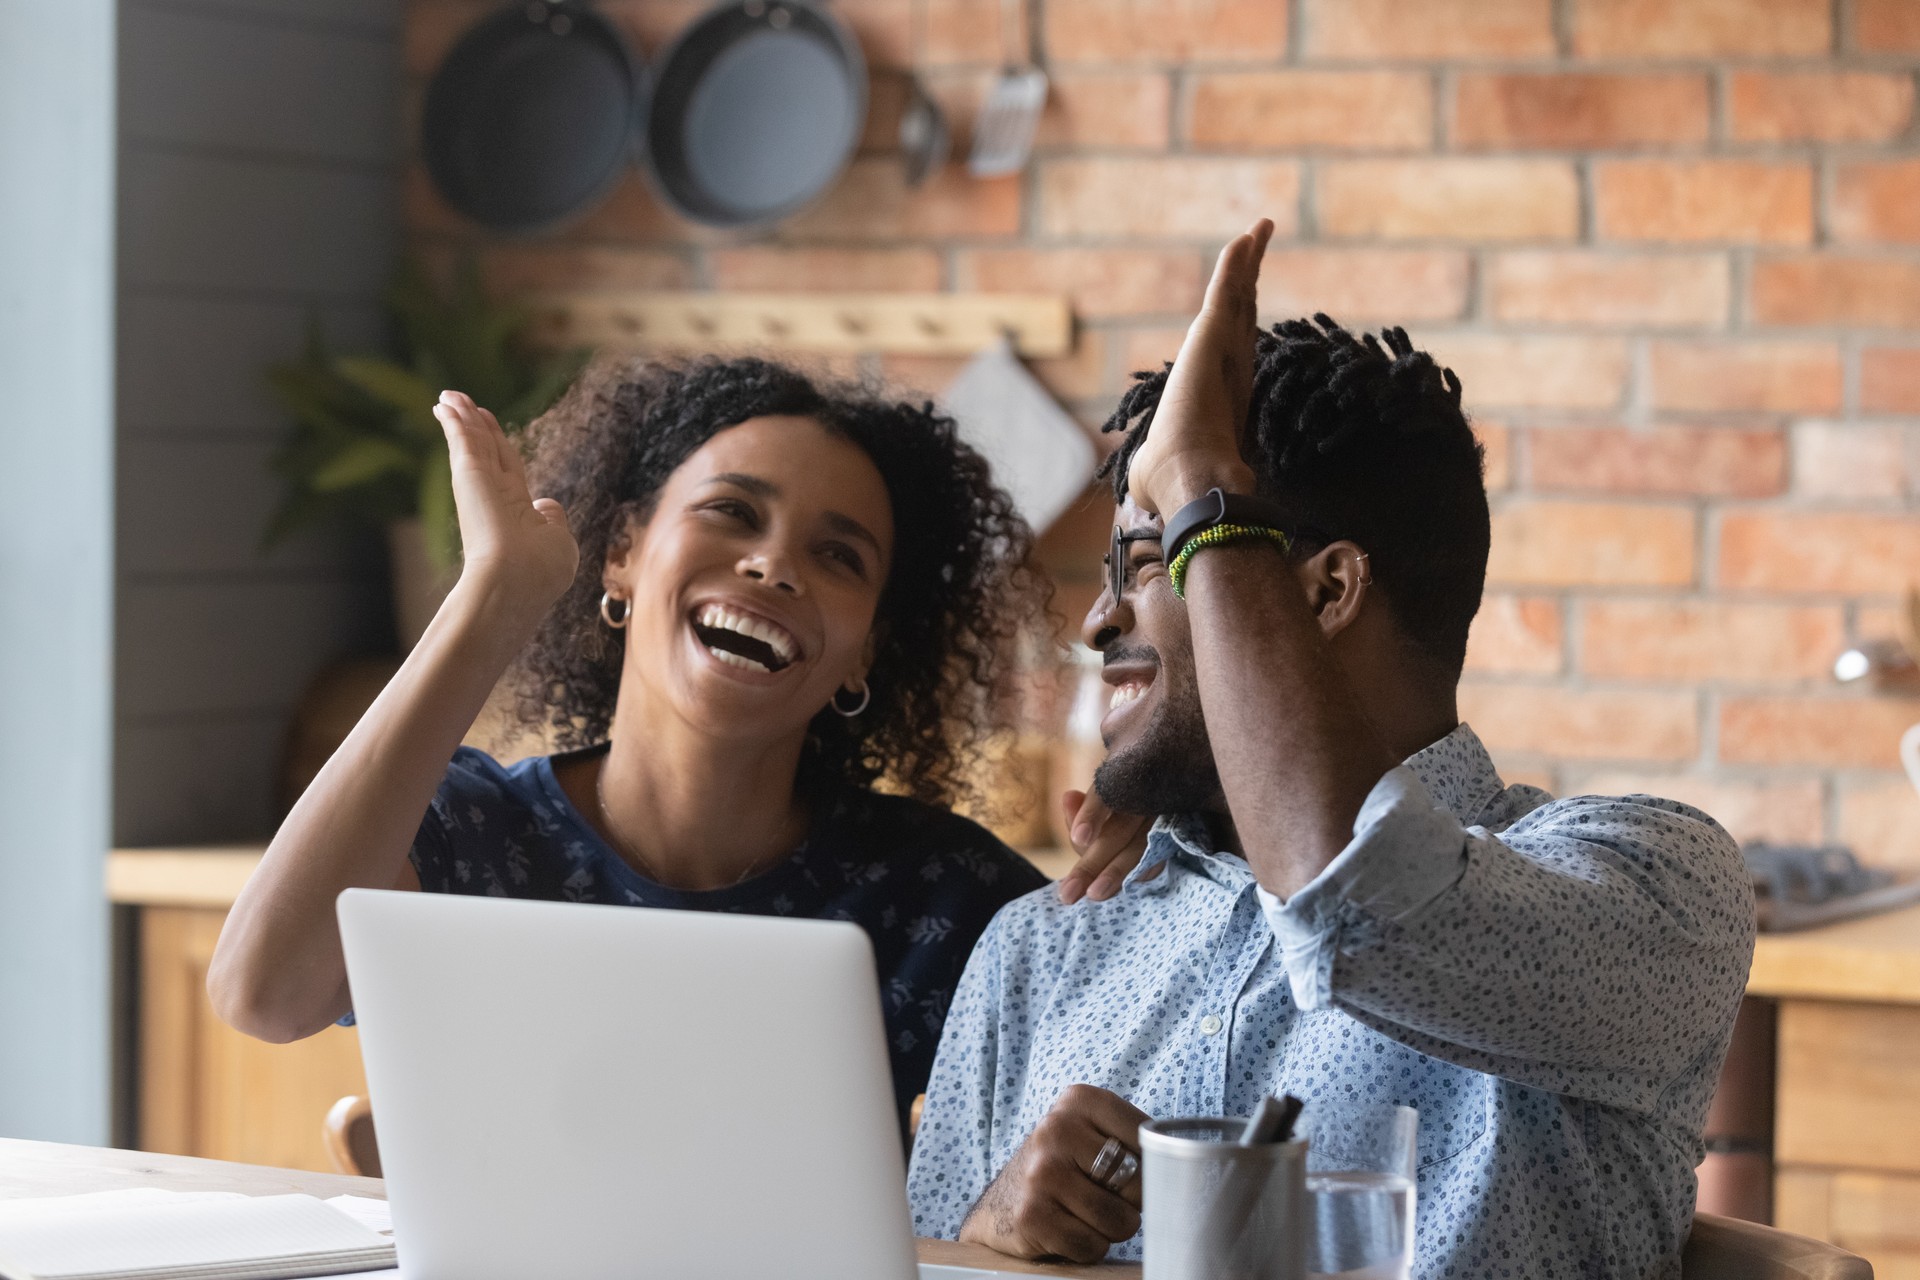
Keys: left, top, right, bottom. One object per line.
{"left": 0, "top": 1138, "right": 1134, "bottom": 1277}
{"left": 1747, "top": 901, "right": 1920, "bottom": 1273}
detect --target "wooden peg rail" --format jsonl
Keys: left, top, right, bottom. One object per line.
{"left": 526, "top": 291, "right": 1073, "bottom": 358}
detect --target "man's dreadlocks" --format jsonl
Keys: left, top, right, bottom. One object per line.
{"left": 1098, "top": 314, "right": 1490, "bottom": 678}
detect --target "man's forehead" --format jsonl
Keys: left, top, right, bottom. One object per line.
{"left": 1115, "top": 497, "right": 1162, "bottom": 534}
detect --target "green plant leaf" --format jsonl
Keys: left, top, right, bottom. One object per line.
{"left": 263, "top": 252, "right": 588, "bottom": 550}
{"left": 335, "top": 356, "right": 440, "bottom": 421}
{"left": 265, "top": 367, "right": 390, "bottom": 444}
{"left": 310, "top": 437, "right": 419, "bottom": 492}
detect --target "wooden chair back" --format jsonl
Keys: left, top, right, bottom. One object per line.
{"left": 1685, "top": 1214, "right": 1873, "bottom": 1280}
{"left": 322, "top": 1094, "right": 382, "bottom": 1179}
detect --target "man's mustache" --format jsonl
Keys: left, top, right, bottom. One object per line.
{"left": 1102, "top": 643, "right": 1159, "bottom": 669}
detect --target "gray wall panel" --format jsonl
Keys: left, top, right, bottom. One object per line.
{"left": 118, "top": 437, "right": 368, "bottom": 576}
{"left": 128, "top": 0, "right": 399, "bottom": 35}
{"left": 122, "top": 6, "right": 397, "bottom": 165}
{"left": 118, "top": 577, "right": 389, "bottom": 720}
{"left": 116, "top": 0, "right": 399, "bottom": 849}
{"left": 114, "top": 716, "right": 286, "bottom": 846}
{"left": 121, "top": 149, "right": 396, "bottom": 298}
{"left": 119, "top": 295, "right": 383, "bottom": 436}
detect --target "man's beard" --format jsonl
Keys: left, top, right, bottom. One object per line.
{"left": 1091, "top": 648, "right": 1221, "bottom": 819}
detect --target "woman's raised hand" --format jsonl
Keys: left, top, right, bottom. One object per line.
{"left": 1055, "top": 787, "right": 1152, "bottom": 905}
{"left": 433, "top": 391, "right": 578, "bottom": 608}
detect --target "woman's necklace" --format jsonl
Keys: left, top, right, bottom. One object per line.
{"left": 593, "top": 761, "right": 788, "bottom": 890}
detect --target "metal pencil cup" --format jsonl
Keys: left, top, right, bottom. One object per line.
{"left": 1140, "top": 1116, "right": 1308, "bottom": 1280}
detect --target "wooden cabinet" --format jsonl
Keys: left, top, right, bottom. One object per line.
{"left": 1752, "top": 912, "right": 1920, "bottom": 1279}
{"left": 1775, "top": 1001, "right": 1920, "bottom": 1175}
{"left": 137, "top": 905, "right": 367, "bottom": 1174}
{"left": 1777, "top": 1169, "right": 1920, "bottom": 1279}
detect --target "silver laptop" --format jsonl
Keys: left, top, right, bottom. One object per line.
{"left": 338, "top": 889, "right": 1011, "bottom": 1280}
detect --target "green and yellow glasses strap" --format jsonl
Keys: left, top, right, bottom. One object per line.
{"left": 1167, "top": 523, "right": 1294, "bottom": 599}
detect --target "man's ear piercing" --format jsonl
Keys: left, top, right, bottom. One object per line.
{"left": 1354, "top": 552, "right": 1373, "bottom": 587}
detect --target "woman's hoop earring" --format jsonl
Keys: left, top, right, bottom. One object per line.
{"left": 599, "top": 591, "right": 629, "bottom": 629}
{"left": 1353, "top": 552, "right": 1373, "bottom": 587}
{"left": 831, "top": 679, "right": 871, "bottom": 718}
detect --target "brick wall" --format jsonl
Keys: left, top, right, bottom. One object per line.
{"left": 405, "top": 0, "right": 1920, "bottom": 866}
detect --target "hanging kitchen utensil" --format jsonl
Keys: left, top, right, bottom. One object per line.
{"left": 646, "top": 0, "right": 866, "bottom": 227}
{"left": 422, "top": 0, "right": 648, "bottom": 234}
{"left": 900, "top": 76, "right": 951, "bottom": 189}
{"left": 968, "top": 0, "right": 1046, "bottom": 178}
{"left": 940, "top": 337, "right": 1094, "bottom": 534}
{"left": 898, "top": 29, "right": 949, "bottom": 190}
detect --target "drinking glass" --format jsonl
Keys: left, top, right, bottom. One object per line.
{"left": 1298, "top": 1104, "right": 1418, "bottom": 1280}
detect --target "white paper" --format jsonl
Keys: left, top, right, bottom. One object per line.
{"left": 0, "top": 1193, "right": 392, "bottom": 1280}
{"left": 322, "top": 1197, "right": 392, "bottom": 1237}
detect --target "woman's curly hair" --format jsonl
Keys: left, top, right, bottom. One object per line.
{"left": 511, "top": 354, "right": 1040, "bottom": 809}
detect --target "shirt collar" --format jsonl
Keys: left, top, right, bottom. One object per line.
{"left": 1127, "top": 722, "right": 1508, "bottom": 893}
{"left": 1400, "top": 722, "right": 1508, "bottom": 826}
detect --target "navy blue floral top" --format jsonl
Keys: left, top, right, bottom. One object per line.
{"left": 407, "top": 745, "right": 1047, "bottom": 1133}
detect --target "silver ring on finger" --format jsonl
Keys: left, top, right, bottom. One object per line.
{"left": 1089, "top": 1137, "right": 1125, "bottom": 1185}
{"left": 1102, "top": 1149, "right": 1139, "bottom": 1193}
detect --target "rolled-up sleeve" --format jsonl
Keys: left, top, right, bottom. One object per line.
{"left": 1259, "top": 768, "right": 1755, "bottom": 1111}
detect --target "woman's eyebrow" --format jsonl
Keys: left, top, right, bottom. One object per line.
{"left": 702, "top": 472, "right": 881, "bottom": 552}
{"left": 702, "top": 471, "right": 779, "bottom": 498}
{"left": 822, "top": 510, "right": 883, "bottom": 552}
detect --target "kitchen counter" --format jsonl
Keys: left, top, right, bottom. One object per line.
{"left": 108, "top": 846, "right": 265, "bottom": 908}
{"left": 1747, "top": 900, "right": 1920, "bottom": 1005}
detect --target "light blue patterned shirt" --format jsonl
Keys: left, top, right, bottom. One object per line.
{"left": 906, "top": 724, "right": 1754, "bottom": 1279}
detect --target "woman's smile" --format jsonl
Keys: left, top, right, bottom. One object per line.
{"left": 687, "top": 599, "right": 806, "bottom": 677}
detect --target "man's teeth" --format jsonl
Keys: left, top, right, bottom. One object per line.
{"left": 695, "top": 603, "right": 797, "bottom": 664}
{"left": 708, "top": 646, "right": 772, "bottom": 673}
{"left": 1109, "top": 683, "right": 1148, "bottom": 710}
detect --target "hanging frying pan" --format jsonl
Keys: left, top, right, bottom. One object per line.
{"left": 422, "top": 0, "right": 647, "bottom": 234}
{"left": 646, "top": 1, "right": 866, "bottom": 228}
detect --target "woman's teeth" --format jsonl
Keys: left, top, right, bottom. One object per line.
{"left": 695, "top": 603, "right": 798, "bottom": 667}
{"left": 1109, "top": 682, "right": 1148, "bottom": 710}
{"left": 709, "top": 647, "right": 772, "bottom": 673}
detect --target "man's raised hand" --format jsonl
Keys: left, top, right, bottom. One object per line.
{"left": 432, "top": 390, "right": 578, "bottom": 610}
{"left": 1123, "top": 218, "right": 1274, "bottom": 518}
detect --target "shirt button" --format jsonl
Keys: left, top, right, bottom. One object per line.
{"left": 1199, "top": 1014, "right": 1223, "bottom": 1036}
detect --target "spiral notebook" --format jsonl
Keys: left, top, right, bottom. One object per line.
{"left": 0, "top": 1191, "right": 395, "bottom": 1280}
